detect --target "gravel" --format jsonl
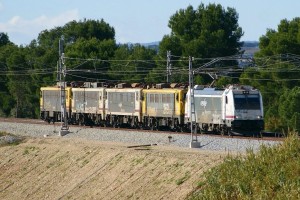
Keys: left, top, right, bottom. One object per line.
{"left": 0, "top": 121, "right": 281, "bottom": 153}
{"left": 0, "top": 135, "right": 22, "bottom": 145}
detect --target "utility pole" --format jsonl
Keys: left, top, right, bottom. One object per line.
{"left": 59, "top": 36, "right": 69, "bottom": 136}
{"left": 166, "top": 51, "right": 171, "bottom": 83}
{"left": 188, "top": 56, "right": 200, "bottom": 148}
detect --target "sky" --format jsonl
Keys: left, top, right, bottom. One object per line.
{"left": 1, "top": 0, "right": 300, "bottom": 46}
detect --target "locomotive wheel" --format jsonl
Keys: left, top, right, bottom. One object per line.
{"left": 176, "top": 126, "right": 183, "bottom": 132}
{"left": 150, "top": 124, "right": 155, "bottom": 130}
{"left": 221, "top": 127, "right": 227, "bottom": 136}
{"left": 150, "top": 124, "right": 157, "bottom": 131}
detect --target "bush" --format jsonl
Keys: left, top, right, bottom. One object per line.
{"left": 189, "top": 132, "right": 300, "bottom": 199}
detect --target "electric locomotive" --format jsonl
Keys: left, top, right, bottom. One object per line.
{"left": 105, "top": 83, "right": 143, "bottom": 128}
{"left": 185, "top": 85, "right": 264, "bottom": 135}
{"left": 40, "top": 84, "right": 72, "bottom": 123}
{"left": 142, "top": 83, "right": 187, "bottom": 131}
{"left": 71, "top": 83, "right": 106, "bottom": 126}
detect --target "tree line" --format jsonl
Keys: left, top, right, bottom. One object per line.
{"left": 1, "top": 3, "right": 300, "bottom": 132}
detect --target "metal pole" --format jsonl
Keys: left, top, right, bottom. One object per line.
{"left": 59, "top": 36, "right": 69, "bottom": 136}
{"left": 188, "top": 56, "right": 193, "bottom": 138}
{"left": 189, "top": 56, "right": 200, "bottom": 148}
{"left": 166, "top": 51, "right": 171, "bottom": 83}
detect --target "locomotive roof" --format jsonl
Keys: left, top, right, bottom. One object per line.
{"left": 192, "top": 87, "right": 225, "bottom": 96}
{"left": 189, "top": 85, "right": 260, "bottom": 96}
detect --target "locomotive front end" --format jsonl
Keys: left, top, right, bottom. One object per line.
{"left": 225, "top": 85, "right": 264, "bottom": 135}
{"left": 40, "top": 85, "right": 72, "bottom": 123}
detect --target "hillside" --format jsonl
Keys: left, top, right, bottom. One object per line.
{"left": 0, "top": 137, "right": 226, "bottom": 200}
{"left": 141, "top": 41, "right": 259, "bottom": 55}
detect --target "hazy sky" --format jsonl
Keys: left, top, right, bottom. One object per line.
{"left": 1, "top": 0, "right": 299, "bottom": 45}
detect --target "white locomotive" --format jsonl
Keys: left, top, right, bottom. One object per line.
{"left": 185, "top": 85, "right": 264, "bottom": 135}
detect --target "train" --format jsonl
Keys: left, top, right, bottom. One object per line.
{"left": 40, "top": 82, "right": 264, "bottom": 135}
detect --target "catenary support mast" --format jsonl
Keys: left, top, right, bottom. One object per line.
{"left": 189, "top": 56, "right": 200, "bottom": 148}
{"left": 166, "top": 51, "right": 171, "bottom": 83}
{"left": 59, "top": 36, "right": 69, "bottom": 136}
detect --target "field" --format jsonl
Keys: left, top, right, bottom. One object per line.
{"left": 0, "top": 136, "right": 226, "bottom": 200}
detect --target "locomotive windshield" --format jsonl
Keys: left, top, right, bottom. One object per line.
{"left": 234, "top": 94, "right": 260, "bottom": 110}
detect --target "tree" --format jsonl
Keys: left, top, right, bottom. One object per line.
{"left": 278, "top": 87, "right": 300, "bottom": 131}
{"left": 34, "top": 18, "right": 117, "bottom": 84}
{"left": 65, "top": 38, "right": 117, "bottom": 82}
{"left": 165, "top": 4, "right": 243, "bottom": 56}
{"left": 63, "top": 19, "right": 115, "bottom": 42}
{"left": 3, "top": 45, "right": 36, "bottom": 118}
{"left": 0, "top": 19, "right": 117, "bottom": 118}
{"left": 110, "top": 44, "right": 157, "bottom": 83}
{"left": 0, "top": 32, "right": 11, "bottom": 47}
{"left": 0, "top": 44, "right": 15, "bottom": 116}
{"left": 37, "top": 19, "right": 115, "bottom": 48}
{"left": 156, "top": 3, "right": 244, "bottom": 83}
{"left": 241, "top": 17, "right": 300, "bottom": 131}
{"left": 256, "top": 18, "right": 300, "bottom": 56}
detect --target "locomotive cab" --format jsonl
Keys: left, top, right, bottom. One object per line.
{"left": 225, "top": 85, "right": 264, "bottom": 134}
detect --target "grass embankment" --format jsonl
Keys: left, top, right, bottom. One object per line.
{"left": 189, "top": 133, "right": 300, "bottom": 199}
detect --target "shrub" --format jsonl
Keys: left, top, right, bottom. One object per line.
{"left": 189, "top": 132, "right": 300, "bottom": 199}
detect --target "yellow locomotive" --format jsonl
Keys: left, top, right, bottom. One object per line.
{"left": 142, "top": 83, "right": 187, "bottom": 131}
{"left": 40, "top": 85, "right": 72, "bottom": 123}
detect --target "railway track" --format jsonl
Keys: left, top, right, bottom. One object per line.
{"left": 0, "top": 117, "right": 283, "bottom": 142}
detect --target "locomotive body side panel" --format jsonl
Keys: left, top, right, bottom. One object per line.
{"left": 145, "top": 92, "right": 175, "bottom": 117}
{"left": 194, "top": 95, "right": 223, "bottom": 125}
{"left": 142, "top": 88, "right": 186, "bottom": 129}
{"left": 105, "top": 88, "right": 142, "bottom": 122}
{"left": 142, "top": 88, "right": 186, "bottom": 118}
{"left": 41, "top": 89, "right": 61, "bottom": 112}
{"left": 72, "top": 88, "right": 105, "bottom": 115}
{"left": 185, "top": 87, "right": 224, "bottom": 124}
{"left": 70, "top": 87, "right": 106, "bottom": 125}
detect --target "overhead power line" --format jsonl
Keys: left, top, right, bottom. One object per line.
{"left": 1, "top": 53, "right": 300, "bottom": 83}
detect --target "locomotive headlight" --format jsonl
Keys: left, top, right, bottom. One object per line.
{"left": 257, "top": 115, "right": 263, "bottom": 119}
{"left": 235, "top": 115, "right": 240, "bottom": 119}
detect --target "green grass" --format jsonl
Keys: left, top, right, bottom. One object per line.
{"left": 131, "top": 157, "right": 145, "bottom": 166}
{"left": 176, "top": 171, "right": 191, "bottom": 185}
{"left": 189, "top": 132, "right": 300, "bottom": 200}
{"left": 23, "top": 146, "right": 39, "bottom": 155}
